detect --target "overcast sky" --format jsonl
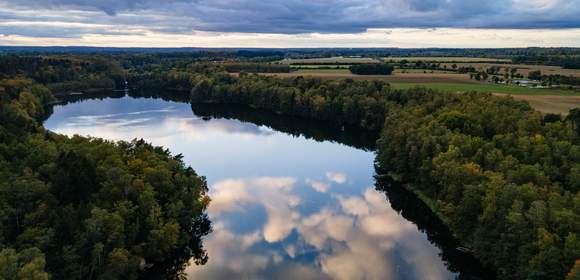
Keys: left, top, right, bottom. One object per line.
{"left": 1, "top": 0, "right": 579, "bottom": 47}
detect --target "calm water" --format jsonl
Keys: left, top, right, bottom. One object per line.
{"left": 44, "top": 94, "right": 488, "bottom": 280}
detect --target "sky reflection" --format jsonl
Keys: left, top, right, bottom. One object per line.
{"left": 187, "top": 175, "right": 453, "bottom": 280}
{"left": 44, "top": 95, "right": 457, "bottom": 280}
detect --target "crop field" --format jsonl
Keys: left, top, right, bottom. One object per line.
{"left": 391, "top": 82, "right": 580, "bottom": 114}
{"left": 390, "top": 82, "right": 579, "bottom": 96}
{"left": 385, "top": 56, "right": 512, "bottom": 63}
{"left": 289, "top": 64, "right": 351, "bottom": 69}
{"left": 278, "top": 56, "right": 380, "bottom": 64}
{"left": 393, "top": 69, "right": 456, "bottom": 74}
{"left": 278, "top": 57, "right": 580, "bottom": 78}
{"left": 259, "top": 70, "right": 477, "bottom": 83}
{"left": 494, "top": 94, "right": 580, "bottom": 114}
{"left": 439, "top": 62, "right": 580, "bottom": 77}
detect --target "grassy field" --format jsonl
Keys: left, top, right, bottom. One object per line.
{"left": 494, "top": 94, "right": 580, "bottom": 114}
{"left": 393, "top": 69, "right": 456, "bottom": 74}
{"left": 391, "top": 82, "right": 580, "bottom": 114}
{"left": 385, "top": 56, "right": 512, "bottom": 63}
{"left": 390, "top": 82, "right": 579, "bottom": 96}
{"left": 260, "top": 70, "right": 476, "bottom": 83}
{"left": 290, "top": 65, "right": 351, "bottom": 69}
{"left": 279, "top": 56, "right": 380, "bottom": 64}
{"left": 439, "top": 62, "right": 580, "bottom": 77}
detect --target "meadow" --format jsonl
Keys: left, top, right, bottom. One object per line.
{"left": 439, "top": 62, "right": 580, "bottom": 77}
{"left": 391, "top": 83, "right": 580, "bottom": 114}
{"left": 384, "top": 56, "right": 512, "bottom": 63}
{"left": 278, "top": 56, "right": 380, "bottom": 64}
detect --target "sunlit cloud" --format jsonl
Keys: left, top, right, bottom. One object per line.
{"left": 306, "top": 178, "right": 331, "bottom": 193}
{"left": 326, "top": 172, "right": 347, "bottom": 184}
{"left": 1, "top": 28, "right": 579, "bottom": 47}
{"left": 0, "top": 0, "right": 579, "bottom": 47}
{"left": 207, "top": 176, "right": 300, "bottom": 243}
{"left": 193, "top": 173, "right": 455, "bottom": 279}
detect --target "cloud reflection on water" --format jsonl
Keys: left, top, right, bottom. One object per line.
{"left": 187, "top": 175, "right": 453, "bottom": 280}
{"left": 51, "top": 108, "right": 274, "bottom": 141}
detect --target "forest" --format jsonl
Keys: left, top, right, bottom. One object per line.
{"left": 1, "top": 54, "right": 580, "bottom": 279}
{"left": 0, "top": 59, "right": 211, "bottom": 279}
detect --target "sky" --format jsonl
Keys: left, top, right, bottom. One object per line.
{"left": 1, "top": 0, "right": 579, "bottom": 48}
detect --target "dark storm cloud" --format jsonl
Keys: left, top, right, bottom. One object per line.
{"left": 0, "top": 0, "right": 579, "bottom": 36}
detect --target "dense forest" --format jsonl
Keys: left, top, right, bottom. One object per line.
{"left": 0, "top": 55, "right": 125, "bottom": 94}
{"left": 0, "top": 59, "right": 211, "bottom": 279}
{"left": 375, "top": 91, "right": 580, "bottom": 279}
{"left": 1, "top": 54, "right": 580, "bottom": 279}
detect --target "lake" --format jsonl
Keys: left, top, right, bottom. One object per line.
{"left": 44, "top": 93, "right": 491, "bottom": 280}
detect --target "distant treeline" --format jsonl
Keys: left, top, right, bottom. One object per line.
{"left": 189, "top": 73, "right": 388, "bottom": 130}
{"left": 223, "top": 63, "right": 290, "bottom": 73}
{"left": 3, "top": 46, "right": 578, "bottom": 57}
{"left": 349, "top": 64, "right": 394, "bottom": 75}
{"left": 514, "top": 55, "right": 580, "bottom": 69}
{"left": 0, "top": 55, "right": 123, "bottom": 94}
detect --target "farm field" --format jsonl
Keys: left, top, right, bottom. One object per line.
{"left": 384, "top": 56, "right": 512, "bottom": 63}
{"left": 290, "top": 65, "right": 351, "bottom": 69}
{"left": 391, "top": 82, "right": 580, "bottom": 114}
{"left": 279, "top": 56, "right": 380, "bottom": 64}
{"left": 390, "top": 82, "right": 579, "bottom": 96}
{"left": 440, "top": 62, "right": 580, "bottom": 77}
{"left": 259, "top": 70, "right": 477, "bottom": 83}
{"left": 393, "top": 69, "right": 456, "bottom": 74}
{"left": 493, "top": 94, "right": 580, "bottom": 114}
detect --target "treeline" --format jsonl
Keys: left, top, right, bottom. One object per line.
{"left": 223, "top": 63, "right": 290, "bottom": 73}
{"left": 191, "top": 103, "right": 377, "bottom": 151}
{"left": 0, "top": 77, "right": 210, "bottom": 279}
{"left": 528, "top": 70, "right": 580, "bottom": 86}
{"left": 189, "top": 72, "right": 389, "bottom": 130}
{"left": 514, "top": 55, "right": 580, "bottom": 69}
{"left": 349, "top": 64, "right": 394, "bottom": 75}
{"left": 0, "top": 55, "right": 124, "bottom": 94}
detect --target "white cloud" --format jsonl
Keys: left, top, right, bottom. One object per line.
{"left": 306, "top": 178, "right": 330, "bottom": 193}
{"left": 326, "top": 172, "right": 347, "bottom": 184}
{"left": 0, "top": 0, "right": 579, "bottom": 47}
{"left": 207, "top": 177, "right": 300, "bottom": 243}
{"left": 2, "top": 27, "right": 580, "bottom": 48}
{"left": 189, "top": 172, "right": 456, "bottom": 279}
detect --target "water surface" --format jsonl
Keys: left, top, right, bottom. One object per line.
{"left": 44, "top": 94, "right": 487, "bottom": 280}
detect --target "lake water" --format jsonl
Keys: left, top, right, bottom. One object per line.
{"left": 44, "top": 94, "right": 490, "bottom": 280}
